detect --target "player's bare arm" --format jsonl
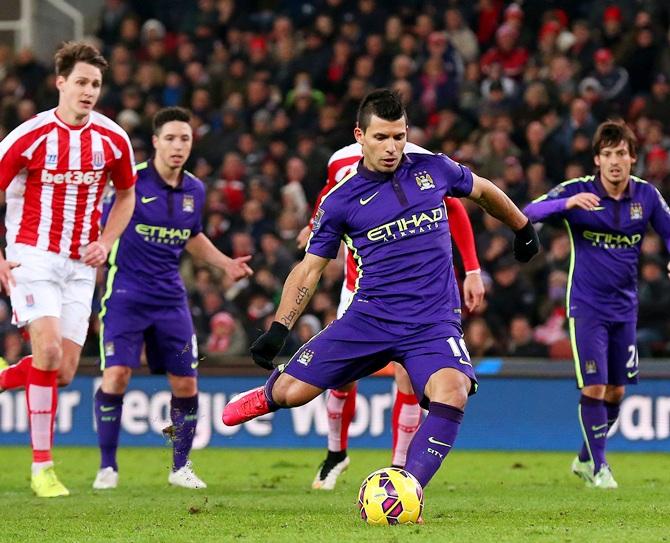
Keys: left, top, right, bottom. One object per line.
{"left": 468, "top": 174, "right": 528, "bottom": 230}
{"left": 468, "top": 174, "right": 540, "bottom": 262}
{"left": 185, "top": 233, "right": 253, "bottom": 281}
{"left": 463, "top": 272, "right": 485, "bottom": 312}
{"left": 83, "top": 187, "right": 135, "bottom": 267}
{"left": 275, "top": 253, "right": 330, "bottom": 329}
{"left": 249, "top": 253, "right": 329, "bottom": 370}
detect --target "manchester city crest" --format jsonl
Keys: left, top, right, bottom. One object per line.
{"left": 630, "top": 202, "right": 643, "bottom": 220}
{"left": 585, "top": 360, "right": 597, "bottom": 374}
{"left": 415, "top": 170, "right": 435, "bottom": 191}
{"left": 104, "top": 341, "right": 115, "bottom": 356}
{"left": 183, "top": 194, "right": 194, "bottom": 212}
{"left": 297, "top": 349, "right": 314, "bottom": 366}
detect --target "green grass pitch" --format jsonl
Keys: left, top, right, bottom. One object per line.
{"left": 1, "top": 447, "right": 669, "bottom": 542}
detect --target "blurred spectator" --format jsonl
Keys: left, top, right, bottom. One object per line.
{"left": 508, "top": 315, "right": 549, "bottom": 357}
{"left": 480, "top": 23, "right": 529, "bottom": 79}
{"left": 644, "top": 74, "right": 670, "bottom": 125}
{"left": 294, "top": 314, "right": 323, "bottom": 346}
{"left": 206, "top": 311, "right": 248, "bottom": 356}
{"left": 444, "top": 8, "right": 479, "bottom": 63}
{"left": 486, "top": 256, "right": 537, "bottom": 335}
{"left": 587, "top": 48, "right": 631, "bottom": 116}
{"left": 464, "top": 317, "right": 503, "bottom": 358}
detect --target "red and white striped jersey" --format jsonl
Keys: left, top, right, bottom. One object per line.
{"left": 0, "top": 108, "right": 136, "bottom": 260}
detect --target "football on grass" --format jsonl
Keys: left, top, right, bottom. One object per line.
{"left": 357, "top": 467, "right": 423, "bottom": 525}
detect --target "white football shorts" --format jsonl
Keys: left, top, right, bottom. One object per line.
{"left": 336, "top": 283, "right": 355, "bottom": 319}
{"left": 7, "top": 243, "right": 96, "bottom": 345}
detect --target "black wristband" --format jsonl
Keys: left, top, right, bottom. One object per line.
{"left": 269, "top": 321, "right": 290, "bottom": 340}
{"left": 514, "top": 219, "right": 535, "bottom": 238}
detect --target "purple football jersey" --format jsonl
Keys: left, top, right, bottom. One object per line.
{"left": 524, "top": 175, "right": 670, "bottom": 321}
{"left": 306, "top": 151, "right": 473, "bottom": 324}
{"left": 101, "top": 160, "right": 205, "bottom": 305}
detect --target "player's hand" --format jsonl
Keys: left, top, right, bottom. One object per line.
{"left": 81, "top": 241, "right": 109, "bottom": 267}
{"left": 463, "top": 271, "right": 485, "bottom": 312}
{"left": 225, "top": 255, "right": 254, "bottom": 281}
{"left": 296, "top": 225, "right": 312, "bottom": 250}
{"left": 566, "top": 193, "right": 600, "bottom": 210}
{"left": 250, "top": 321, "right": 289, "bottom": 370}
{"left": 0, "top": 259, "right": 20, "bottom": 294}
{"left": 513, "top": 220, "right": 540, "bottom": 262}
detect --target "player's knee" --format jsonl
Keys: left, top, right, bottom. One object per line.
{"left": 34, "top": 341, "right": 63, "bottom": 369}
{"left": 102, "top": 367, "right": 132, "bottom": 394}
{"left": 170, "top": 377, "right": 197, "bottom": 397}
{"left": 429, "top": 386, "right": 468, "bottom": 410}
{"left": 424, "top": 368, "right": 470, "bottom": 409}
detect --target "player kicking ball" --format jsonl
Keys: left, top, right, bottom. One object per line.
{"left": 223, "top": 89, "right": 538, "bottom": 497}
{"left": 93, "top": 107, "right": 252, "bottom": 490}
{"left": 296, "top": 141, "right": 484, "bottom": 490}
{"left": 525, "top": 120, "right": 670, "bottom": 488}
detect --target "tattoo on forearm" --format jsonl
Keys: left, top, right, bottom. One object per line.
{"left": 295, "top": 286, "right": 310, "bottom": 305}
{"left": 472, "top": 194, "right": 495, "bottom": 215}
{"left": 280, "top": 311, "right": 297, "bottom": 327}
{"left": 279, "top": 286, "right": 311, "bottom": 328}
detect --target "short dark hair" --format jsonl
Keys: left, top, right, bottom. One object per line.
{"left": 54, "top": 41, "right": 108, "bottom": 77}
{"left": 356, "top": 89, "right": 406, "bottom": 132}
{"left": 592, "top": 120, "right": 637, "bottom": 158}
{"left": 153, "top": 107, "right": 192, "bottom": 134}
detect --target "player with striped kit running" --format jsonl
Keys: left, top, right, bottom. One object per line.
{"left": 0, "top": 42, "right": 136, "bottom": 497}
{"left": 297, "top": 142, "right": 484, "bottom": 489}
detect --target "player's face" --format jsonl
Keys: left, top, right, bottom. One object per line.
{"left": 595, "top": 140, "right": 636, "bottom": 188}
{"left": 153, "top": 120, "right": 193, "bottom": 170}
{"left": 56, "top": 62, "right": 102, "bottom": 120}
{"left": 355, "top": 115, "right": 407, "bottom": 173}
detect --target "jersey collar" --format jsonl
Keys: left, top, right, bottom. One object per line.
{"left": 147, "top": 159, "right": 186, "bottom": 191}
{"left": 356, "top": 155, "right": 409, "bottom": 182}
{"left": 593, "top": 173, "right": 635, "bottom": 200}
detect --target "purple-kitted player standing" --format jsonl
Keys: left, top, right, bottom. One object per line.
{"left": 93, "top": 107, "right": 252, "bottom": 491}
{"left": 525, "top": 121, "right": 670, "bottom": 489}
{"left": 222, "top": 89, "right": 538, "bottom": 503}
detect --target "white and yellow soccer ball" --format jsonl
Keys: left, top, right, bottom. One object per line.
{"left": 357, "top": 467, "right": 424, "bottom": 525}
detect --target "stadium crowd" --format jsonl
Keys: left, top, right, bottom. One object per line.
{"left": 1, "top": 0, "right": 670, "bottom": 362}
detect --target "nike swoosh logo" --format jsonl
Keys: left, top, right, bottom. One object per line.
{"left": 627, "top": 370, "right": 639, "bottom": 378}
{"left": 591, "top": 423, "right": 608, "bottom": 432}
{"left": 525, "top": 239, "right": 533, "bottom": 245}
{"left": 141, "top": 196, "right": 158, "bottom": 204}
{"left": 458, "top": 358, "right": 472, "bottom": 367}
{"left": 100, "top": 405, "right": 116, "bottom": 412}
{"left": 359, "top": 191, "right": 379, "bottom": 205}
{"left": 191, "top": 361, "right": 199, "bottom": 369}
{"left": 428, "top": 436, "right": 452, "bottom": 447}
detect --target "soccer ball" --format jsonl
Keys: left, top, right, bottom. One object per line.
{"left": 357, "top": 467, "right": 424, "bottom": 525}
